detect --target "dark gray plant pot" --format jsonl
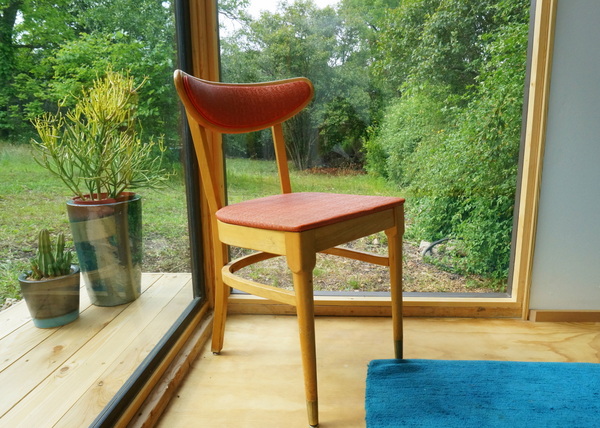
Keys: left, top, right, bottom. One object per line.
{"left": 67, "top": 193, "right": 142, "bottom": 307}
{"left": 18, "top": 265, "right": 81, "bottom": 328}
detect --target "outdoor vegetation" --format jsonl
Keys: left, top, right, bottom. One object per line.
{"left": 0, "top": 0, "right": 529, "bottom": 306}
{"left": 220, "top": 0, "right": 529, "bottom": 284}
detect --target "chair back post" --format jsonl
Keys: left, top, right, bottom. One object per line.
{"left": 272, "top": 123, "right": 293, "bottom": 194}
{"left": 186, "top": 111, "right": 229, "bottom": 310}
{"left": 186, "top": 113, "right": 226, "bottom": 214}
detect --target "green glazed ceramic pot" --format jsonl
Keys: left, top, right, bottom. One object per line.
{"left": 67, "top": 193, "right": 142, "bottom": 307}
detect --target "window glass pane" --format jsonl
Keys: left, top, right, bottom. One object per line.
{"left": 218, "top": 0, "right": 530, "bottom": 296}
{"left": 0, "top": 0, "right": 194, "bottom": 424}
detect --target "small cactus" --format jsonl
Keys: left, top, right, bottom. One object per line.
{"left": 30, "top": 229, "right": 73, "bottom": 280}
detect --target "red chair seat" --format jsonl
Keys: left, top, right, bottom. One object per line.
{"left": 216, "top": 192, "right": 405, "bottom": 232}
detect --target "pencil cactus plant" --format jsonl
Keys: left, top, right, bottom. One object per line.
{"left": 31, "top": 69, "right": 168, "bottom": 201}
{"left": 28, "top": 68, "right": 161, "bottom": 307}
{"left": 29, "top": 229, "right": 74, "bottom": 280}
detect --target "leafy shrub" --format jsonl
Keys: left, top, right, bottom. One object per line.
{"left": 413, "top": 18, "right": 527, "bottom": 278}
{"left": 319, "top": 97, "right": 370, "bottom": 168}
{"left": 366, "top": 1, "right": 529, "bottom": 279}
{"left": 365, "top": 84, "right": 455, "bottom": 185}
{"left": 224, "top": 130, "right": 274, "bottom": 160}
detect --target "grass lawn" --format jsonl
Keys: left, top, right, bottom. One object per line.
{"left": 225, "top": 157, "right": 400, "bottom": 201}
{"left": 1, "top": 143, "right": 501, "bottom": 307}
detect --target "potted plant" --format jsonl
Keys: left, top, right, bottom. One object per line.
{"left": 31, "top": 69, "right": 168, "bottom": 306}
{"left": 19, "top": 229, "right": 80, "bottom": 328}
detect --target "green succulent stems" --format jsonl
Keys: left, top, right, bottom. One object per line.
{"left": 30, "top": 229, "right": 74, "bottom": 280}
{"left": 31, "top": 69, "right": 168, "bottom": 201}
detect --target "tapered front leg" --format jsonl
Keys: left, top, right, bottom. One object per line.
{"left": 211, "top": 273, "right": 228, "bottom": 354}
{"left": 286, "top": 232, "right": 319, "bottom": 427}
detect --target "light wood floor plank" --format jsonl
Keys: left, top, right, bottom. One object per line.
{"left": 0, "top": 298, "right": 35, "bottom": 340}
{"left": 0, "top": 304, "right": 125, "bottom": 418}
{"left": 0, "top": 283, "right": 90, "bottom": 370}
{"left": 55, "top": 274, "right": 193, "bottom": 428}
{"left": 158, "top": 315, "right": 600, "bottom": 428}
{"left": 0, "top": 273, "right": 192, "bottom": 427}
{"left": 2, "top": 276, "right": 598, "bottom": 428}
{"left": 1, "top": 273, "right": 172, "bottom": 427}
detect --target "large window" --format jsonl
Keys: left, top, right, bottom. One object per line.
{"left": 217, "top": 0, "right": 533, "bottom": 309}
{"left": 0, "top": 0, "right": 556, "bottom": 425}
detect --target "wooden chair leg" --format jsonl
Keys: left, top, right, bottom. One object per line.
{"left": 211, "top": 274, "right": 228, "bottom": 354}
{"left": 286, "top": 234, "right": 319, "bottom": 427}
{"left": 212, "top": 239, "right": 229, "bottom": 354}
{"left": 386, "top": 206, "right": 404, "bottom": 359}
{"left": 292, "top": 268, "right": 318, "bottom": 427}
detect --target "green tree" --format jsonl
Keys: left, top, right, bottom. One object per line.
{"left": 0, "top": 0, "right": 22, "bottom": 138}
{"left": 221, "top": 0, "right": 382, "bottom": 169}
{"left": 1, "top": 0, "right": 177, "bottom": 145}
{"left": 364, "top": 83, "right": 455, "bottom": 183}
{"left": 48, "top": 32, "right": 177, "bottom": 143}
{"left": 409, "top": 1, "right": 529, "bottom": 278}
{"left": 316, "top": 0, "right": 400, "bottom": 167}
{"left": 1, "top": 0, "right": 79, "bottom": 139}
{"left": 373, "top": 0, "right": 500, "bottom": 95}
{"left": 222, "top": 0, "right": 339, "bottom": 168}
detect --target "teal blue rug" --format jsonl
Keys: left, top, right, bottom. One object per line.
{"left": 366, "top": 359, "right": 600, "bottom": 427}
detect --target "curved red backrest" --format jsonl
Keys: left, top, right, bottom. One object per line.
{"left": 178, "top": 71, "right": 314, "bottom": 134}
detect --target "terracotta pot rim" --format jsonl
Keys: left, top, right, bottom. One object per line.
{"left": 68, "top": 192, "right": 139, "bottom": 206}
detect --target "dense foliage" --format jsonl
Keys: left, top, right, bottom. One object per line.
{"left": 1, "top": 0, "right": 177, "bottom": 144}
{"left": 220, "top": 0, "right": 529, "bottom": 279}
{"left": 221, "top": 0, "right": 383, "bottom": 169}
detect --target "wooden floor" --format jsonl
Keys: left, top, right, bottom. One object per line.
{"left": 158, "top": 315, "right": 600, "bottom": 428}
{"left": 0, "top": 272, "right": 193, "bottom": 427}
{"left": 3, "top": 283, "right": 599, "bottom": 428}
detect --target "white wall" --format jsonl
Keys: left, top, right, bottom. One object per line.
{"left": 529, "top": 0, "right": 600, "bottom": 310}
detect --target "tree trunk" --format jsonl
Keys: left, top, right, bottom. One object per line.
{"left": 0, "top": 0, "right": 23, "bottom": 139}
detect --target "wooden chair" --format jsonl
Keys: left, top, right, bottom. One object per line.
{"left": 174, "top": 69, "right": 405, "bottom": 428}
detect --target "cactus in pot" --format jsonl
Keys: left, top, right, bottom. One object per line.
{"left": 19, "top": 229, "right": 80, "bottom": 328}
{"left": 29, "top": 229, "right": 73, "bottom": 280}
